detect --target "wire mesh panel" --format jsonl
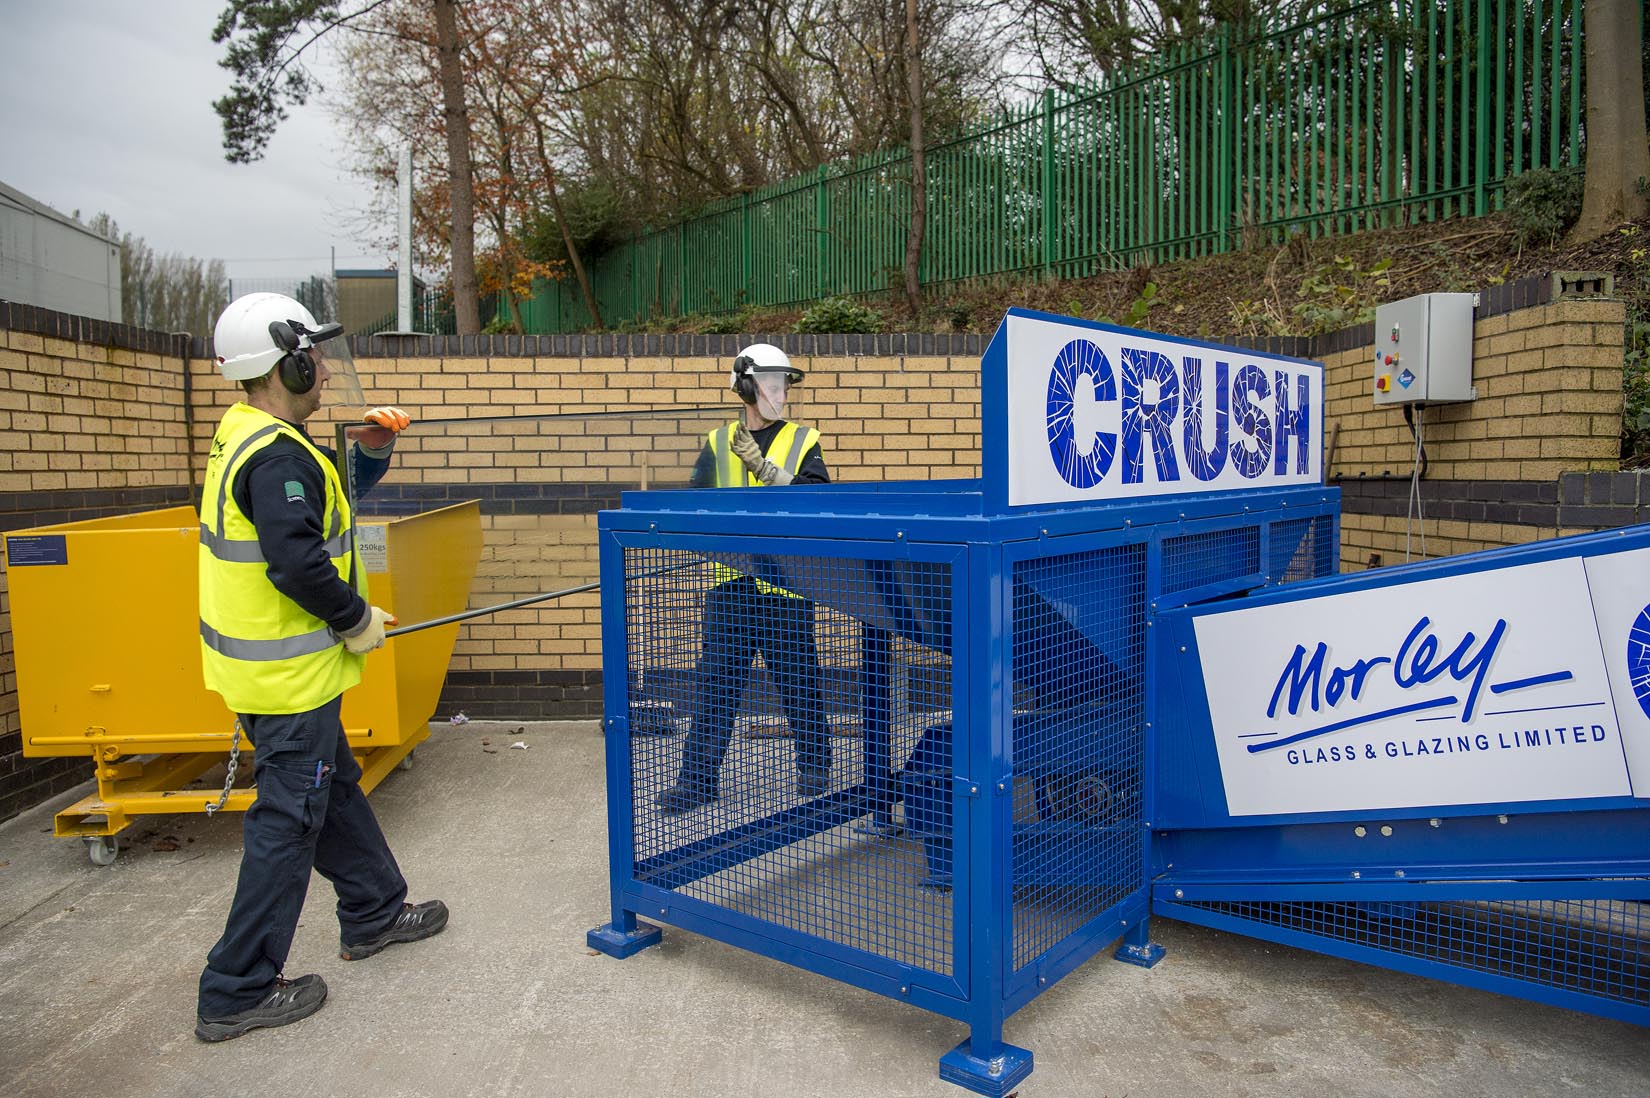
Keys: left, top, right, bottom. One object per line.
{"left": 1172, "top": 897, "right": 1650, "bottom": 1014}
{"left": 1010, "top": 543, "right": 1147, "bottom": 972}
{"left": 1268, "top": 514, "right": 1336, "bottom": 584}
{"left": 623, "top": 543, "right": 958, "bottom": 977}
{"left": 1162, "top": 527, "right": 1261, "bottom": 596}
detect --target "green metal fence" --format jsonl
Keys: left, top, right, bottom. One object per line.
{"left": 515, "top": 0, "right": 1585, "bottom": 333}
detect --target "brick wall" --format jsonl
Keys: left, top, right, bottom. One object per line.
{"left": 1323, "top": 293, "right": 1628, "bottom": 569}
{"left": 0, "top": 281, "right": 1630, "bottom": 819}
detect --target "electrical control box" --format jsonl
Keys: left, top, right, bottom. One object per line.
{"left": 1372, "top": 292, "right": 1477, "bottom": 406}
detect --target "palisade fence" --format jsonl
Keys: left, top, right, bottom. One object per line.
{"left": 513, "top": 0, "right": 1585, "bottom": 334}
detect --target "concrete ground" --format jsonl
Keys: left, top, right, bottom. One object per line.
{"left": 1, "top": 720, "right": 1646, "bottom": 1098}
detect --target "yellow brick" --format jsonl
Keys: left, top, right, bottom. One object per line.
{"left": 1525, "top": 366, "right": 1594, "bottom": 392}
{"left": 1545, "top": 344, "right": 1625, "bottom": 371}
{"left": 1531, "top": 322, "right": 1599, "bottom": 348}
{"left": 1483, "top": 331, "right": 1527, "bottom": 356}
{"left": 1549, "top": 299, "right": 1626, "bottom": 325}
{"left": 1541, "top": 436, "right": 1612, "bottom": 459}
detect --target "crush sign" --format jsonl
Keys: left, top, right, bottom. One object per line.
{"left": 1001, "top": 311, "right": 1323, "bottom": 507}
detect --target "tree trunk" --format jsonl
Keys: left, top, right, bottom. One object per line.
{"left": 903, "top": 0, "right": 927, "bottom": 315}
{"left": 433, "top": 0, "right": 482, "bottom": 334}
{"left": 1568, "top": 0, "right": 1650, "bottom": 244}
{"left": 504, "top": 285, "right": 524, "bottom": 334}
{"left": 534, "top": 127, "right": 604, "bottom": 329}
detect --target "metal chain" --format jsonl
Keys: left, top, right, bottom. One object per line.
{"left": 205, "top": 718, "right": 244, "bottom": 816}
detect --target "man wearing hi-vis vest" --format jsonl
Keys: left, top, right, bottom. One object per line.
{"left": 656, "top": 343, "right": 833, "bottom": 814}
{"left": 194, "top": 293, "right": 446, "bottom": 1042}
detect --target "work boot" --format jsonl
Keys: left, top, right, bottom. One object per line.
{"left": 194, "top": 973, "right": 327, "bottom": 1042}
{"left": 656, "top": 782, "right": 718, "bottom": 815}
{"left": 340, "top": 900, "right": 449, "bottom": 961}
{"left": 796, "top": 768, "right": 831, "bottom": 798}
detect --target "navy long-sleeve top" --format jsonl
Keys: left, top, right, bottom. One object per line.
{"left": 230, "top": 425, "right": 392, "bottom": 636}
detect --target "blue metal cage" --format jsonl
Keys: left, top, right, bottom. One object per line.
{"left": 590, "top": 479, "right": 1339, "bottom": 1093}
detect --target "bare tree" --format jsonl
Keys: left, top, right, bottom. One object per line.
{"left": 210, "top": 0, "right": 483, "bottom": 334}
{"left": 1568, "top": 0, "right": 1650, "bottom": 243}
{"left": 565, "top": 0, "right": 1002, "bottom": 224}
{"left": 903, "top": 0, "right": 927, "bottom": 314}
{"left": 1009, "top": 0, "right": 1297, "bottom": 91}
{"left": 328, "top": 0, "right": 606, "bottom": 329}
{"left": 430, "top": 0, "right": 480, "bottom": 332}
{"left": 84, "top": 214, "right": 230, "bottom": 333}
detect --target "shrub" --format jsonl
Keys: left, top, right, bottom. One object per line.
{"left": 694, "top": 308, "right": 755, "bottom": 335}
{"left": 1505, "top": 168, "right": 1584, "bottom": 248}
{"left": 1096, "top": 282, "right": 1161, "bottom": 328}
{"left": 794, "top": 296, "right": 882, "bottom": 334}
{"left": 1619, "top": 229, "right": 1650, "bottom": 462}
{"left": 1291, "top": 255, "right": 1392, "bottom": 335}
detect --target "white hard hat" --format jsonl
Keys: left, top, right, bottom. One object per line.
{"left": 212, "top": 292, "right": 336, "bottom": 381}
{"left": 729, "top": 343, "right": 803, "bottom": 400}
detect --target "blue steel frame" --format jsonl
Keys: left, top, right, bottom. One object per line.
{"left": 590, "top": 479, "right": 1339, "bottom": 1094}
{"left": 1152, "top": 523, "right": 1650, "bottom": 1026}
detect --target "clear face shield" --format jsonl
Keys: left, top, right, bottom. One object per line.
{"left": 308, "top": 335, "right": 364, "bottom": 407}
{"left": 751, "top": 370, "right": 795, "bottom": 422}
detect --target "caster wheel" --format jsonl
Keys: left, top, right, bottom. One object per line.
{"left": 397, "top": 750, "right": 416, "bottom": 771}
{"left": 86, "top": 836, "right": 118, "bottom": 867}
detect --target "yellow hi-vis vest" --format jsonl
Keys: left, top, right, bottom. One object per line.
{"left": 199, "top": 402, "right": 365, "bottom": 714}
{"left": 706, "top": 420, "right": 821, "bottom": 595}
{"left": 707, "top": 420, "right": 821, "bottom": 489}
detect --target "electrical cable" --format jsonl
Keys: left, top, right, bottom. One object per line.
{"left": 1404, "top": 403, "right": 1428, "bottom": 561}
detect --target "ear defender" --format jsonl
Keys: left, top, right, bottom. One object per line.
{"left": 269, "top": 320, "right": 317, "bottom": 395}
{"left": 732, "top": 355, "right": 759, "bottom": 404}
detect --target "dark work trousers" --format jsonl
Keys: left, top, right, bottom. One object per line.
{"left": 673, "top": 576, "right": 830, "bottom": 795}
{"left": 197, "top": 694, "right": 408, "bottom": 1017}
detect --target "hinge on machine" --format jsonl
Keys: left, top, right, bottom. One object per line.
{"left": 951, "top": 775, "right": 983, "bottom": 798}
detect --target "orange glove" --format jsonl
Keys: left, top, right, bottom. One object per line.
{"left": 364, "top": 406, "right": 411, "bottom": 432}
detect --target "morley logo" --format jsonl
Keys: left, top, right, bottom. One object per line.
{"left": 1193, "top": 552, "right": 1637, "bottom": 816}
{"left": 1044, "top": 337, "right": 1312, "bottom": 490}
{"left": 1242, "top": 613, "right": 1604, "bottom": 766}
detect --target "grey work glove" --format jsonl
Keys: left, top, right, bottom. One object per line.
{"left": 342, "top": 606, "right": 398, "bottom": 654}
{"left": 731, "top": 424, "right": 793, "bottom": 485}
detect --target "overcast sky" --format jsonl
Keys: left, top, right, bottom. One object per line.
{"left": 0, "top": 0, "right": 387, "bottom": 282}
